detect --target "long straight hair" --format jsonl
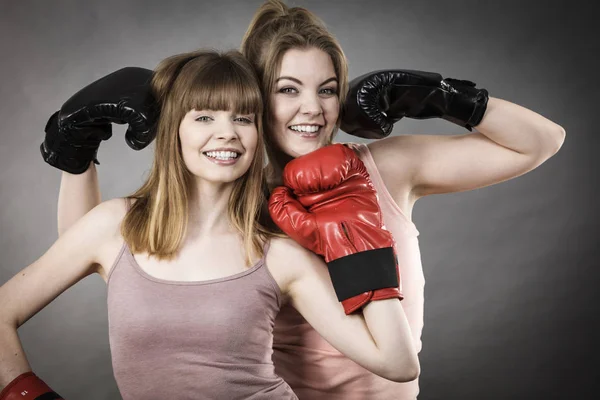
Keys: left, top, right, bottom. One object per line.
{"left": 121, "top": 50, "right": 273, "bottom": 265}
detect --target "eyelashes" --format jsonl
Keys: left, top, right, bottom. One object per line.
{"left": 319, "top": 88, "right": 338, "bottom": 95}
{"left": 278, "top": 87, "right": 298, "bottom": 94}
{"left": 194, "top": 115, "right": 254, "bottom": 124}
{"left": 277, "top": 86, "right": 338, "bottom": 96}
{"left": 235, "top": 116, "right": 254, "bottom": 124}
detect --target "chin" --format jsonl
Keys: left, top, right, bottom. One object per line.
{"left": 284, "top": 139, "right": 329, "bottom": 159}
{"left": 209, "top": 172, "right": 246, "bottom": 184}
{"left": 188, "top": 164, "right": 248, "bottom": 184}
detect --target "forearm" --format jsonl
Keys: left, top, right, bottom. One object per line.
{"left": 362, "top": 299, "right": 420, "bottom": 382}
{"left": 57, "top": 162, "right": 101, "bottom": 236}
{"left": 476, "top": 97, "right": 565, "bottom": 158}
{"left": 0, "top": 323, "right": 31, "bottom": 388}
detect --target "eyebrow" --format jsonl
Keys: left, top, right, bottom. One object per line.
{"left": 276, "top": 76, "right": 338, "bottom": 86}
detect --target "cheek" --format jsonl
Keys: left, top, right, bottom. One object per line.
{"left": 178, "top": 120, "right": 196, "bottom": 147}
{"left": 243, "top": 127, "right": 259, "bottom": 153}
{"left": 270, "top": 98, "right": 295, "bottom": 129}
{"left": 178, "top": 129, "right": 195, "bottom": 154}
{"left": 178, "top": 126, "right": 207, "bottom": 164}
{"left": 325, "top": 98, "right": 340, "bottom": 121}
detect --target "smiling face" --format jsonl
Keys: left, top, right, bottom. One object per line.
{"left": 268, "top": 47, "right": 340, "bottom": 158}
{"left": 178, "top": 109, "right": 258, "bottom": 185}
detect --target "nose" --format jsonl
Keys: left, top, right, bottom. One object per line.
{"left": 300, "top": 92, "right": 323, "bottom": 116}
{"left": 215, "top": 119, "right": 239, "bottom": 142}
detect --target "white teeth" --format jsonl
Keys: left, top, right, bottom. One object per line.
{"left": 289, "top": 125, "right": 320, "bottom": 133}
{"left": 205, "top": 151, "right": 239, "bottom": 160}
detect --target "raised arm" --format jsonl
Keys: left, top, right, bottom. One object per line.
{"left": 342, "top": 70, "right": 565, "bottom": 198}
{"left": 40, "top": 67, "right": 156, "bottom": 234}
{"left": 57, "top": 165, "right": 102, "bottom": 235}
{"left": 370, "top": 97, "right": 565, "bottom": 197}
{"left": 0, "top": 198, "right": 125, "bottom": 395}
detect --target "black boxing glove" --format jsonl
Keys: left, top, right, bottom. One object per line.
{"left": 0, "top": 372, "right": 64, "bottom": 400}
{"left": 341, "top": 69, "right": 489, "bottom": 139}
{"left": 41, "top": 67, "right": 156, "bottom": 174}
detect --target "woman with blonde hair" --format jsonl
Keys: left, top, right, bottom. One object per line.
{"left": 241, "top": 1, "right": 564, "bottom": 399}
{"left": 0, "top": 49, "right": 419, "bottom": 399}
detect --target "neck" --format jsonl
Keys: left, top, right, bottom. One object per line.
{"left": 266, "top": 151, "right": 295, "bottom": 189}
{"left": 187, "top": 180, "right": 235, "bottom": 237}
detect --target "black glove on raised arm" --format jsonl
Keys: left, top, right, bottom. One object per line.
{"left": 41, "top": 67, "right": 156, "bottom": 174}
{"left": 341, "top": 69, "right": 489, "bottom": 139}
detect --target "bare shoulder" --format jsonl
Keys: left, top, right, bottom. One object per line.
{"left": 87, "top": 197, "right": 129, "bottom": 223}
{"left": 76, "top": 197, "right": 128, "bottom": 243}
{"left": 75, "top": 198, "right": 130, "bottom": 279}
{"left": 266, "top": 237, "right": 325, "bottom": 299}
{"left": 365, "top": 136, "right": 422, "bottom": 208}
{"left": 367, "top": 135, "right": 421, "bottom": 174}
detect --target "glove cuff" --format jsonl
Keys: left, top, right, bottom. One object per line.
{"left": 40, "top": 140, "right": 99, "bottom": 174}
{"left": 40, "top": 111, "right": 108, "bottom": 174}
{"left": 441, "top": 78, "right": 489, "bottom": 130}
{"left": 327, "top": 247, "right": 399, "bottom": 302}
{"left": 0, "top": 371, "right": 62, "bottom": 400}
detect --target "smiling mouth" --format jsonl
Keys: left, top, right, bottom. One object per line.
{"left": 202, "top": 150, "right": 241, "bottom": 161}
{"left": 288, "top": 124, "right": 323, "bottom": 138}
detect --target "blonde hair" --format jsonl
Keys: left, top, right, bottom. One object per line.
{"left": 121, "top": 49, "right": 272, "bottom": 265}
{"left": 241, "top": 0, "right": 349, "bottom": 160}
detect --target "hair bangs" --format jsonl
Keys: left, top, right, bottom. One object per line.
{"left": 181, "top": 56, "right": 263, "bottom": 117}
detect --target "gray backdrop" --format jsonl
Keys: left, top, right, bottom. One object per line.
{"left": 1, "top": 1, "right": 597, "bottom": 399}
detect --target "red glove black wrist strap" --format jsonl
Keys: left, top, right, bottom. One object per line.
{"left": 327, "top": 247, "right": 399, "bottom": 302}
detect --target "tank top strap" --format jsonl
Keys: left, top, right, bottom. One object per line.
{"left": 106, "top": 241, "right": 126, "bottom": 282}
{"left": 105, "top": 197, "right": 134, "bottom": 285}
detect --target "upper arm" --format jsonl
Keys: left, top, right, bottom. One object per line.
{"left": 268, "top": 239, "right": 385, "bottom": 373}
{"left": 57, "top": 164, "right": 102, "bottom": 236}
{"left": 0, "top": 198, "right": 125, "bottom": 328}
{"left": 370, "top": 132, "right": 543, "bottom": 198}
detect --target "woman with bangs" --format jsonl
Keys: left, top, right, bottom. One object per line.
{"left": 0, "top": 48, "right": 419, "bottom": 399}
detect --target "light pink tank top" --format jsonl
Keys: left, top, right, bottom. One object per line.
{"left": 106, "top": 241, "right": 298, "bottom": 400}
{"left": 272, "top": 143, "right": 425, "bottom": 399}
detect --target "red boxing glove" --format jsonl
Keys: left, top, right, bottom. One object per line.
{"left": 0, "top": 372, "right": 64, "bottom": 400}
{"left": 269, "top": 144, "right": 402, "bottom": 314}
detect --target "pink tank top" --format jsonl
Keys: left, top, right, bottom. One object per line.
{"left": 272, "top": 143, "right": 425, "bottom": 399}
{"left": 106, "top": 241, "right": 298, "bottom": 400}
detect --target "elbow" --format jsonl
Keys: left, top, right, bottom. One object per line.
{"left": 528, "top": 123, "right": 566, "bottom": 164}
{"left": 548, "top": 123, "right": 566, "bottom": 155}
{"left": 541, "top": 123, "right": 566, "bottom": 158}
{"left": 381, "top": 358, "right": 421, "bottom": 383}
{"left": 0, "top": 312, "right": 18, "bottom": 331}
{"left": 0, "top": 297, "right": 19, "bottom": 329}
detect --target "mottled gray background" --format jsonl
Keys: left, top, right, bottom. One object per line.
{"left": 0, "top": 0, "right": 597, "bottom": 399}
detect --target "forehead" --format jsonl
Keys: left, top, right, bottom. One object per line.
{"left": 278, "top": 47, "right": 336, "bottom": 84}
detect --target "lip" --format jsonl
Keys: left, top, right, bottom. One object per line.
{"left": 202, "top": 147, "right": 243, "bottom": 154}
{"left": 288, "top": 123, "right": 324, "bottom": 128}
{"left": 288, "top": 125, "right": 322, "bottom": 139}
{"left": 204, "top": 156, "right": 240, "bottom": 166}
{"left": 202, "top": 147, "right": 243, "bottom": 166}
